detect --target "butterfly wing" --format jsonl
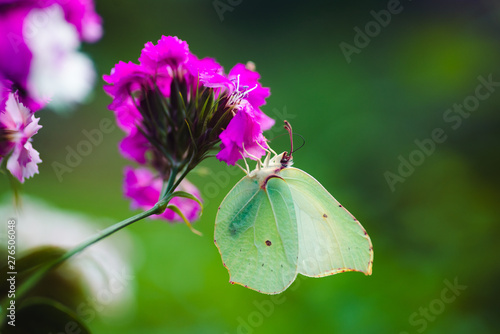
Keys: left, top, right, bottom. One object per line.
{"left": 215, "top": 176, "right": 299, "bottom": 294}
{"left": 281, "top": 167, "right": 373, "bottom": 277}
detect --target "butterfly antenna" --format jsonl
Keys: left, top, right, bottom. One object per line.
{"left": 282, "top": 120, "right": 293, "bottom": 163}
{"left": 291, "top": 133, "right": 306, "bottom": 153}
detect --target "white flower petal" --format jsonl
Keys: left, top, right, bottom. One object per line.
{"left": 24, "top": 4, "right": 96, "bottom": 110}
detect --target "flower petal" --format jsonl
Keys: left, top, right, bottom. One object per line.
{"left": 217, "top": 101, "right": 267, "bottom": 165}
{"left": 103, "top": 61, "right": 153, "bottom": 110}
{"left": 123, "top": 167, "right": 202, "bottom": 223}
{"left": 6, "top": 141, "right": 41, "bottom": 183}
{"left": 119, "top": 129, "right": 150, "bottom": 164}
{"left": 228, "top": 63, "right": 271, "bottom": 109}
{"left": 139, "top": 36, "right": 190, "bottom": 71}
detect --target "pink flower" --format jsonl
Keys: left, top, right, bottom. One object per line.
{"left": 119, "top": 129, "right": 150, "bottom": 165}
{"left": 139, "top": 36, "right": 190, "bottom": 70}
{"left": 186, "top": 55, "right": 225, "bottom": 79}
{"left": 123, "top": 167, "right": 202, "bottom": 222}
{"left": 105, "top": 36, "right": 274, "bottom": 217}
{"left": 0, "top": 0, "right": 102, "bottom": 111}
{"left": 216, "top": 101, "right": 268, "bottom": 166}
{"left": 112, "top": 98, "right": 142, "bottom": 134}
{"left": 59, "top": 0, "right": 103, "bottom": 42}
{"left": 104, "top": 36, "right": 231, "bottom": 168}
{"left": 227, "top": 63, "right": 274, "bottom": 132}
{"left": 228, "top": 63, "right": 270, "bottom": 109}
{"left": 212, "top": 63, "right": 273, "bottom": 165}
{"left": 0, "top": 5, "right": 35, "bottom": 109}
{"left": 103, "top": 61, "right": 154, "bottom": 111}
{"left": 194, "top": 61, "right": 274, "bottom": 165}
{"left": 0, "top": 91, "right": 42, "bottom": 183}
{"left": 0, "top": 80, "right": 11, "bottom": 111}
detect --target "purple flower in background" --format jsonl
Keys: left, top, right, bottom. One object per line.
{"left": 0, "top": 0, "right": 102, "bottom": 111}
{"left": 0, "top": 90, "right": 42, "bottom": 183}
{"left": 124, "top": 167, "right": 202, "bottom": 222}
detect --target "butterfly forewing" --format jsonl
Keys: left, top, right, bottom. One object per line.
{"left": 281, "top": 168, "right": 373, "bottom": 277}
{"left": 215, "top": 176, "right": 299, "bottom": 294}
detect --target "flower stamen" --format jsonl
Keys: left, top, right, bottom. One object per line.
{"left": 227, "top": 74, "right": 260, "bottom": 107}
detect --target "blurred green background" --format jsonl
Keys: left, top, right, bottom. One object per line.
{"left": 1, "top": 0, "right": 500, "bottom": 333}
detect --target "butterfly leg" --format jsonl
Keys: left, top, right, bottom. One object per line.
{"left": 241, "top": 143, "right": 263, "bottom": 170}
{"left": 235, "top": 162, "right": 250, "bottom": 175}
{"left": 256, "top": 140, "right": 278, "bottom": 157}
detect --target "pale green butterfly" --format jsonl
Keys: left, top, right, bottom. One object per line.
{"left": 214, "top": 122, "right": 373, "bottom": 294}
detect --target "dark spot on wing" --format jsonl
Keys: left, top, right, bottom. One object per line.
{"left": 338, "top": 204, "right": 342, "bottom": 207}
{"left": 262, "top": 263, "right": 264, "bottom": 267}
{"left": 265, "top": 240, "right": 272, "bottom": 246}
{"left": 323, "top": 213, "right": 328, "bottom": 218}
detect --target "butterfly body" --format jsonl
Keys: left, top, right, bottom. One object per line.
{"left": 215, "top": 152, "right": 373, "bottom": 294}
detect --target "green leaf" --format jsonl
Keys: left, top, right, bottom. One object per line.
{"left": 167, "top": 204, "right": 202, "bottom": 236}
{"left": 169, "top": 190, "right": 204, "bottom": 216}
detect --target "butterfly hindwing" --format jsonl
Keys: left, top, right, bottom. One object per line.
{"left": 215, "top": 176, "right": 298, "bottom": 294}
{"left": 281, "top": 167, "right": 373, "bottom": 277}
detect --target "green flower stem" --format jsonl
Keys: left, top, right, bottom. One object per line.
{"left": 164, "top": 165, "right": 179, "bottom": 196}
{"left": 169, "top": 164, "right": 194, "bottom": 194}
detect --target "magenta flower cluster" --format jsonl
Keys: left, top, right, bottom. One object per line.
{"left": 104, "top": 36, "right": 274, "bottom": 222}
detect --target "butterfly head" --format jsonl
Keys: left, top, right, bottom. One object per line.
{"left": 266, "top": 151, "right": 293, "bottom": 169}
